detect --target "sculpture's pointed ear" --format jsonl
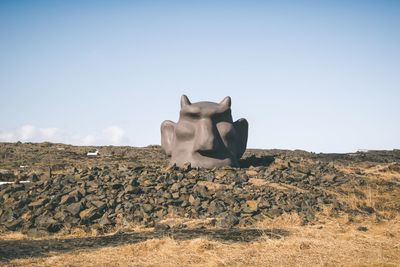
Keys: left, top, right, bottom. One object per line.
{"left": 219, "top": 96, "right": 231, "bottom": 108}
{"left": 233, "top": 118, "right": 248, "bottom": 158}
{"left": 161, "top": 120, "right": 176, "bottom": 156}
{"left": 181, "top": 95, "right": 191, "bottom": 108}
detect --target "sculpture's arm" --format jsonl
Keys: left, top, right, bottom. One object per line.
{"left": 233, "top": 118, "right": 248, "bottom": 158}
{"left": 160, "top": 120, "right": 176, "bottom": 156}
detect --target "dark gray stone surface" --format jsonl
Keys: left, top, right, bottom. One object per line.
{"left": 161, "top": 95, "right": 248, "bottom": 168}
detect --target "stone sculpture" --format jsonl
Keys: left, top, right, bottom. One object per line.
{"left": 161, "top": 95, "right": 248, "bottom": 168}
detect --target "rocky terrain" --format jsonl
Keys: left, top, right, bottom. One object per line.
{"left": 1, "top": 142, "right": 399, "bottom": 238}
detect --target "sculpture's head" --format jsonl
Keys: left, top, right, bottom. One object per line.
{"left": 161, "top": 95, "right": 248, "bottom": 168}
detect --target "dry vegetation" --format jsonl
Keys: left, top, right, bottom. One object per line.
{"left": 1, "top": 144, "right": 400, "bottom": 266}
{"left": 2, "top": 214, "right": 400, "bottom": 267}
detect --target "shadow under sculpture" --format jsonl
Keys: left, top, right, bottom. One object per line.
{"left": 161, "top": 95, "right": 248, "bottom": 168}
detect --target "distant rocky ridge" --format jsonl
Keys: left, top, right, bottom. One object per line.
{"left": 0, "top": 143, "right": 399, "bottom": 236}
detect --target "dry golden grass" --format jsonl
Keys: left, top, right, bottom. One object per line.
{"left": 2, "top": 213, "right": 400, "bottom": 267}
{"left": 337, "top": 162, "right": 400, "bottom": 182}
{"left": 332, "top": 162, "right": 400, "bottom": 220}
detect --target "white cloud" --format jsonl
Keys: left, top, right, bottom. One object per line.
{"left": 0, "top": 124, "right": 62, "bottom": 143}
{"left": 79, "top": 135, "right": 97, "bottom": 146}
{"left": 0, "top": 131, "right": 14, "bottom": 141}
{"left": 0, "top": 125, "right": 130, "bottom": 146}
{"left": 103, "top": 126, "right": 127, "bottom": 145}
{"left": 19, "top": 125, "right": 36, "bottom": 141}
{"left": 39, "top": 127, "right": 60, "bottom": 139}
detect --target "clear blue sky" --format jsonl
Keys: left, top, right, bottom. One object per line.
{"left": 0, "top": 0, "right": 399, "bottom": 152}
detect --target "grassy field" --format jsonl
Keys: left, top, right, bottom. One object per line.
{"left": 2, "top": 213, "right": 399, "bottom": 266}
{"left": 1, "top": 144, "right": 399, "bottom": 266}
